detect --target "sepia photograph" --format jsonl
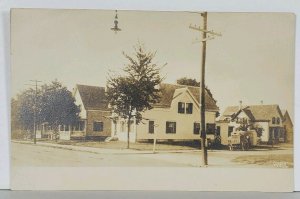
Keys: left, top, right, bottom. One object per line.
{"left": 10, "top": 9, "right": 295, "bottom": 191}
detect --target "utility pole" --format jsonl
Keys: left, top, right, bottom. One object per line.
{"left": 26, "top": 80, "right": 42, "bottom": 144}
{"left": 189, "top": 12, "right": 221, "bottom": 166}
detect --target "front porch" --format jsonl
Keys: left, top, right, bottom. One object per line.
{"left": 112, "top": 118, "right": 137, "bottom": 143}
{"left": 268, "top": 127, "right": 286, "bottom": 144}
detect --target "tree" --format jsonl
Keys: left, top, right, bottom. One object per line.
{"left": 177, "top": 77, "right": 217, "bottom": 101}
{"left": 39, "top": 80, "right": 80, "bottom": 140}
{"left": 106, "top": 43, "right": 165, "bottom": 148}
{"left": 16, "top": 88, "right": 42, "bottom": 134}
{"left": 235, "top": 117, "right": 264, "bottom": 138}
{"left": 177, "top": 77, "right": 200, "bottom": 87}
{"left": 14, "top": 80, "right": 80, "bottom": 141}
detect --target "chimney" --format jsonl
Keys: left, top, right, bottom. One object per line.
{"left": 239, "top": 100, "right": 242, "bottom": 110}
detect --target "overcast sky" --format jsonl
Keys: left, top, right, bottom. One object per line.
{"left": 11, "top": 9, "right": 295, "bottom": 118}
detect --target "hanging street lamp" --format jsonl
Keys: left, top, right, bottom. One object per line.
{"left": 111, "top": 10, "right": 121, "bottom": 33}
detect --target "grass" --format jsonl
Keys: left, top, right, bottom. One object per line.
{"left": 37, "top": 139, "right": 202, "bottom": 151}
{"left": 232, "top": 154, "right": 293, "bottom": 168}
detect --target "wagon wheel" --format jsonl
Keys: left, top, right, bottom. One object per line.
{"left": 214, "top": 136, "right": 222, "bottom": 148}
{"left": 207, "top": 139, "right": 213, "bottom": 150}
{"left": 241, "top": 139, "right": 250, "bottom": 151}
{"left": 228, "top": 144, "right": 233, "bottom": 151}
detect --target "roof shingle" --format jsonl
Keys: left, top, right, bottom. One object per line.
{"left": 220, "top": 104, "right": 283, "bottom": 122}
{"left": 76, "top": 84, "right": 109, "bottom": 111}
{"left": 155, "top": 83, "right": 219, "bottom": 111}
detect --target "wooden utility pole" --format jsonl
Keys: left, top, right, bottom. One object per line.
{"left": 200, "top": 12, "right": 208, "bottom": 166}
{"left": 189, "top": 12, "right": 221, "bottom": 166}
{"left": 27, "top": 80, "right": 42, "bottom": 144}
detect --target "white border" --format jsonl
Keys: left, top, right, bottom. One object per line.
{"left": 0, "top": 0, "right": 299, "bottom": 191}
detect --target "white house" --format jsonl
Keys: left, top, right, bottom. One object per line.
{"left": 112, "top": 83, "right": 219, "bottom": 142}
{"left": 217, "top": 103, "right": 285, "bottom": 145}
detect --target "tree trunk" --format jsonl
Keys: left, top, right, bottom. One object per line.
{"left": 127, "top": 117, "right": 131, "bottom": 149}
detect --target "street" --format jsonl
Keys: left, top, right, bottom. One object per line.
{"left": 11, "top": 142, "right": 293, "bottom": 168}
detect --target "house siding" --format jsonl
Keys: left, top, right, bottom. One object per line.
{"left": 283, "top": 112, "right": 293, "bottom": 143}
{"left": 216, "top": 121, "right": 230, "bottom": 145}
{"left": 74, "top": 88, "right": 87, "bottom": 119}
{"left": 86, "top": 110, "right": 111, "bottom": 137}
{"left": 256, "top": 121, "right": 269, "bottom": 142}
{"left": 284, "top": 122, "right": 293, "bottom": 143}
{"left": 135, "top": 91, "right": 217, "bottom": 140}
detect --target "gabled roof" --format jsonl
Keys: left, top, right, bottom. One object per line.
{"left": 154, "top": 83, "right": 219, "bottom": 111}
{"left": 76, "top": 84, "right": 109, "bottom": 111}
{"left": 220, "top": 104, "right": 283, "bottom": 122}
{"left": 230, "top": 108, "right": 256, "bottom": 121}
{"left": 281, "top": 109, "right": 293, "bottom": 126}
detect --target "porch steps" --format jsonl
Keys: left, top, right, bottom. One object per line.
{"left": 104, "top": 136, "right": 119, "bottom": 142}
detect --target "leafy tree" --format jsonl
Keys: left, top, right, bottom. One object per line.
{"left": 106, "top": 43, "right": 165, "bottom": 148}
{"left": 235, "top": 117, "right": 264, "bottom": 137}
{"left": 16, "top": 88, "right": 42, "bottom": 133}
{"left": 13, "top": 80, "right": 80, "bottom": 141}
{"left": 177, "top": 77, "right": 216, "bottom": 100}
{"left": 177, "top": 77, "right": 200, "bottom": 87}
{"left": 39, "top": 81, "right": 80, "bottom": 140}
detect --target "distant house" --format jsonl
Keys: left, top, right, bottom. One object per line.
{"left": 112, "top": 83, "right": 219, "bottom": 142}
{"left": 58, "top": 84, "right": 111, "bottom": 140}
{"left": 216, "top": 103, "right": 286, "bottom": 145}
{"left": 281, "top": 109, "right": 293, "bottom": 143}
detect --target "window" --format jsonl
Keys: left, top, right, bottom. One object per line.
{"left": 74, "top": 121, "right": 85, "bottom": 131}
{"left": 166, "top": 122, "right": 176, "bottom": 134}
{"left": 206, "top": 123, "right": 216, "bottom": 135}
{"left": 277, "top": 117, "right": 280, "bottom": 124}
{"left": 59, "top": 125, "right": 64, "bottom": 131}
{"left": 149, "top": 121, "right": 154, "bottom": 134}
{"left": 272, "top": 117, "right": 276, "bottom": 124}
{"left": 79, "top": 121, "right": 85, "bottom": 131}
{"left": 65, "top": 125, "right": 69, "bottom": 131}
{"left": 186, "top": 103, "right": 193, "bottom": 114}
{"left": 216, "top": 126, "right": 221, "bottom": 136}
{"left": 193, "top": 122, "right": 200, "bottom": 134}
{"left": 93, "top": 122, "right": 103, "bottom": 132}
{"left": 178, "top": 102, "right": 185, "bottom": 113}
{"left": 228, "top": 126, "right": 234, "bottom": 137}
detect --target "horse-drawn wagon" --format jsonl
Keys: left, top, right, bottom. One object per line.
{"left": 228, "top": 130, "right": 258, "bottom": 151}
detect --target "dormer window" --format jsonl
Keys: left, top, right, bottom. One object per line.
{"left": 277, "top": 117, "right": 280, "bottom": 124}
{"left": 178, "top": 102, "right": 185, "bottom": 113}
{"left": 186, "top": 103, "right": 193, "bottom": 114}
{"left": 178, "top": 102, "right": 193, "bottom": 114}
{"left": 272, "top": 117, "right": 276, "bottom": 124}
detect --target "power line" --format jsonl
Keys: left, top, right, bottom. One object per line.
{"left": 26, "top": 80, "right": 42, "bottom": 144}
{"left": 189, "top": 12, "right": 221, "bottom": 166}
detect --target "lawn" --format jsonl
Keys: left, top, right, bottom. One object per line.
{"left": 232, "top": 154, "right": 293, "bottom": 168}
{"left": 38, "top": 139, "right": 203, "bottom": 151}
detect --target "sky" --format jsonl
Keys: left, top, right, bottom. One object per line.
{"left": 11, "top": 9, "right": 295, "bottom": 119}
